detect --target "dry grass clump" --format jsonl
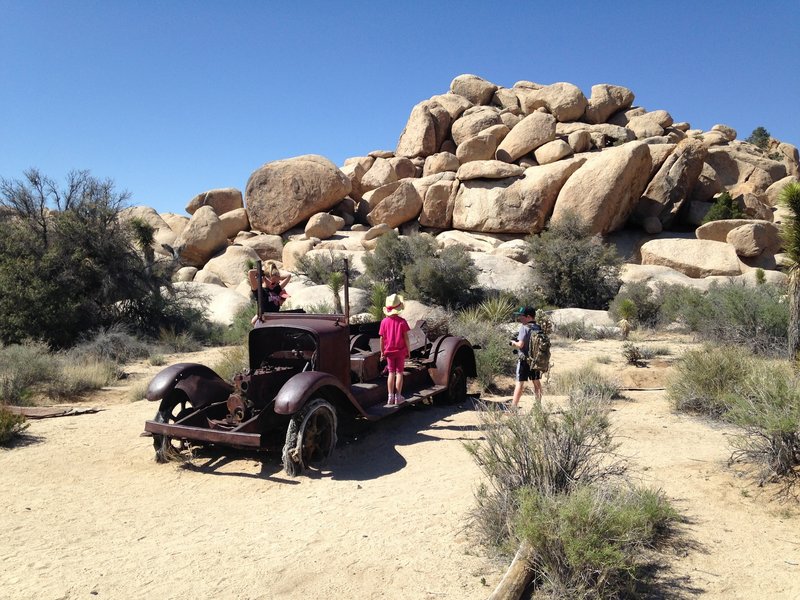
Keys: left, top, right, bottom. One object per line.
{"left": 0, "top": 406, "right": 29, "bottom": 445}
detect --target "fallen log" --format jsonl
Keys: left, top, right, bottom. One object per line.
{"left": 4, "top": 406, "right": 102, "bottom": 419}
{"left": 487, "top": 541, "right": 535, "bottom": 600}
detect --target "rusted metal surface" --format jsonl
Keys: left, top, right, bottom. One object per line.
{"left": 144, "top": 420, "right": 262, "bottom": 447}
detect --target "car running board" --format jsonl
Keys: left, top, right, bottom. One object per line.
{"left": 362, "top": 384, "right": 446, "bottom": 420}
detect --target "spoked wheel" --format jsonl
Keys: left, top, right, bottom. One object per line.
{"left": 282, "top": 398, "right": 338, "bottom": 476}
{"left": 445, "top": 362, "right": 467, "bottom": 404}
{"left": 153, "top": 391, "right": 194, "bottom": 463}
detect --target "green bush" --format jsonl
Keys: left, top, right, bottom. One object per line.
{"left": 0, "top": 406, "right": 29, "bottom": 445}
{"left": 0, "top": 169, "right": 196, "bottom": 348}
{"left": 362, "top": 231, "right": 414, "bottom": 291}
{"left": 451, "top": 313, "right": 516, "bottom": 393}
{"left": 466, "top": 394, "right": 622, "bottom": 550}
{"left": 404, "top": 243, "right": 478, "bottom": 308}
{"left": 666, "top": 344, "right": 753, "bottom": 417}
{"left": 362, "top": 233, "right": 479, "bottom": 308}
{"left": 659, "top": 281, "right": 787, "bottom": 355}
{"left": 516, "top": 484, "right": 677, "bottom": 599}
{"left": 702, "top": 191, "right": 746, "bottom": 223}
{"left": 528, "top": 212, "right": 622, "bottom": 309}
{"left": 726, "top": 361, "right": 800, "bottom": 484}
{"left": 609, "top": 281, "right": 663, "bottom": 328}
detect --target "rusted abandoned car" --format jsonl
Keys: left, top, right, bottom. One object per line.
{"left": 143, "top": 312, "right": 476, "bottom": 475}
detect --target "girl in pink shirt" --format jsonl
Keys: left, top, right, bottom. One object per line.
{"left": 379, "top": 293, "right": 410, "bottom": 407}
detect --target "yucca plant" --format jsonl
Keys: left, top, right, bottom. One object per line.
{"left": 779, "top": 182, "right": 800, "bottom": 365}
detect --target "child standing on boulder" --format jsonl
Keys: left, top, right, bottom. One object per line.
{"left": 379, "top": 293, "right": 410, "bottom": 407}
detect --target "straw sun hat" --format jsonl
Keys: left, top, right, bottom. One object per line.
{"left": 383, "top": 293, "right": 405, "bottom": 316}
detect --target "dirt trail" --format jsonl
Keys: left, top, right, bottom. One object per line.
{"left": 1, "top": 338, "right": 799, "bottom": 599}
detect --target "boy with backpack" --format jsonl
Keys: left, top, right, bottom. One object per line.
{"left": 510, "top": 306, "right": 549, "bottom": 409}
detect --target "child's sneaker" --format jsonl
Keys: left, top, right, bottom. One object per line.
{"left": 384, "top": 394, "right": 396, "bottom": 408}
{"left": 395, "top": 394, "right": 405, "bottom": 404}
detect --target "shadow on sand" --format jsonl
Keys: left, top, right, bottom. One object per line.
{"left": 170, "top": 397, "right": 481, "bottom": 483}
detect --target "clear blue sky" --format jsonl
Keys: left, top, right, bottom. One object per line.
{"left": 2, "top": 1, "right": 798, "bottom": 216}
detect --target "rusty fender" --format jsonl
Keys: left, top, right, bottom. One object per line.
{"left": 428, "top": 335, "right": 477, "bottom": 387}
{"left": 145, "top": 362, "right": 233, "bottom": 409}
{"left": 272, "top": 371, "right": 360, "bottom": 416}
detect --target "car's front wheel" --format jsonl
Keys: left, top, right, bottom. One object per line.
{"left": 282, "top": 397, "right": 338, "bottom": 476}
{"left": 153, "top": 391, "right": 193, "bottom": 463}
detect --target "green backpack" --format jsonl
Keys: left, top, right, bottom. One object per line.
{"left": 529, "top": 329, "right": 551, "bottom": 372}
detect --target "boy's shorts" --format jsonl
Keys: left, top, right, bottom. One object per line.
{"left": 516, "top": 360, "right": 541, "bottom": 382}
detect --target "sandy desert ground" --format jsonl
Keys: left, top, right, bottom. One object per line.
{"left": 2, "top": 334, "right": 800, "bottom": 600}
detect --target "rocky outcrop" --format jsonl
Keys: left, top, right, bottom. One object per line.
{"left": 633, "top": 138, "right": 707, "bottom": 228}
{"left": 186, "top": 188, "right": 243, "bottom": 216}
{"left": 246, "top": 155, "right": 351, "bottom": 234}
{"left": 173, "top": 206, "right": 229, "bottom": 268}
{"left": 495, "top": 112, "right": 557, "bottom": 163}
{"left": 640, "top": 239, "right": 742, "bottom": 278}
{"left": 551, "top": 142, "right": 652, "bottom": 234}
{"left": 146, "top": 74, "right": 799, "bottom": 314}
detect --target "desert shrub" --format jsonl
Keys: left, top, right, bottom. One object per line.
{"left": 528, "top": 212, "right": 622, "bottom": 309}
{"left": 362, "top": 231, "right": 414, "bottom": 291}
{"left": 609, "top": 281, "right": 663, "bottom": 328}
{"left": 43, "top": 357, "right": 117, "bottom": 400}
{"left": 0, "top": 406, "right": 29, "bottom": 445}
{"left": 726, "top": 361, "right": 800, "bottom": 485}
{"left": 404, "top": 243, "right": 478, "bottom": 308}
{"left": 0, "top": 341, "right": 52, "bottom": 405}
{"left": 221, "top": 303, "right": 259, "bottom": 346}
{"left": 127, "top": 380, "right": 150, "bottom": 403}
{"left": 666, "top": 344, "right": 753, "bottom": 417}
{"left": 295, "top": 250, "right": 351, "bottom": 285}
{"left": 516, "top": 484, "right": 677, "bottom": 599}
{"left": 556, "top": 320, "right": 618, "bottom": 341}
{"left": 622, "top": 343, "right": 646, "bottom": 367}
{"left": 451, "top": 315, "right": 515, "bottom": 393}
{"left": 149, "top": 354, "right": 165, "bottom": 366}
{"left": 556, "top": 320, "right": 593, "bottom": 341}
{"left": 550, "top": 366, "right": 620, "bottom": 402}
{"left": 157, "top": 327, "right": 199, "bottom": 354}
{"left": 659, "top": 281, "right": 787, "bottom": 355}
{"left": 702, "top": 191, "right": 746, "bottom": 223}
{"left": 211, "top": 344, "right": 249, "bottom": 382}
{"left": 362, "top": 232, "right": 479, "bottom": 308}
{"left": 466, "top": 394, "right": 623, "bottom": 550}
{"left": 69, "top": 324, "right": 151, "bottom": 364}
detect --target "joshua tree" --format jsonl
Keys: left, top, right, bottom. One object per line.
{"left": 779, "top": 182, "right": 800, "bottom": 364}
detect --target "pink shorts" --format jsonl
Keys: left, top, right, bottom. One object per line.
{"left": 384, "top": 351, "right": 406, "bottom": 373}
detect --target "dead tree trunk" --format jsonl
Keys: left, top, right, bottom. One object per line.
{"left": 487, "top": 541, "right": 536, "bottom": 600}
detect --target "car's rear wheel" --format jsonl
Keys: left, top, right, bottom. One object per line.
{"left": 153, "top": 391, "right": 193, "bottom": 463}
{"left": 282, "top": 397, "right": 338, "bottom": 476}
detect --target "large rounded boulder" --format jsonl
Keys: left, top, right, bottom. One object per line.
{"left": 246, "top": 155, "right": 351, "bottom": 235}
